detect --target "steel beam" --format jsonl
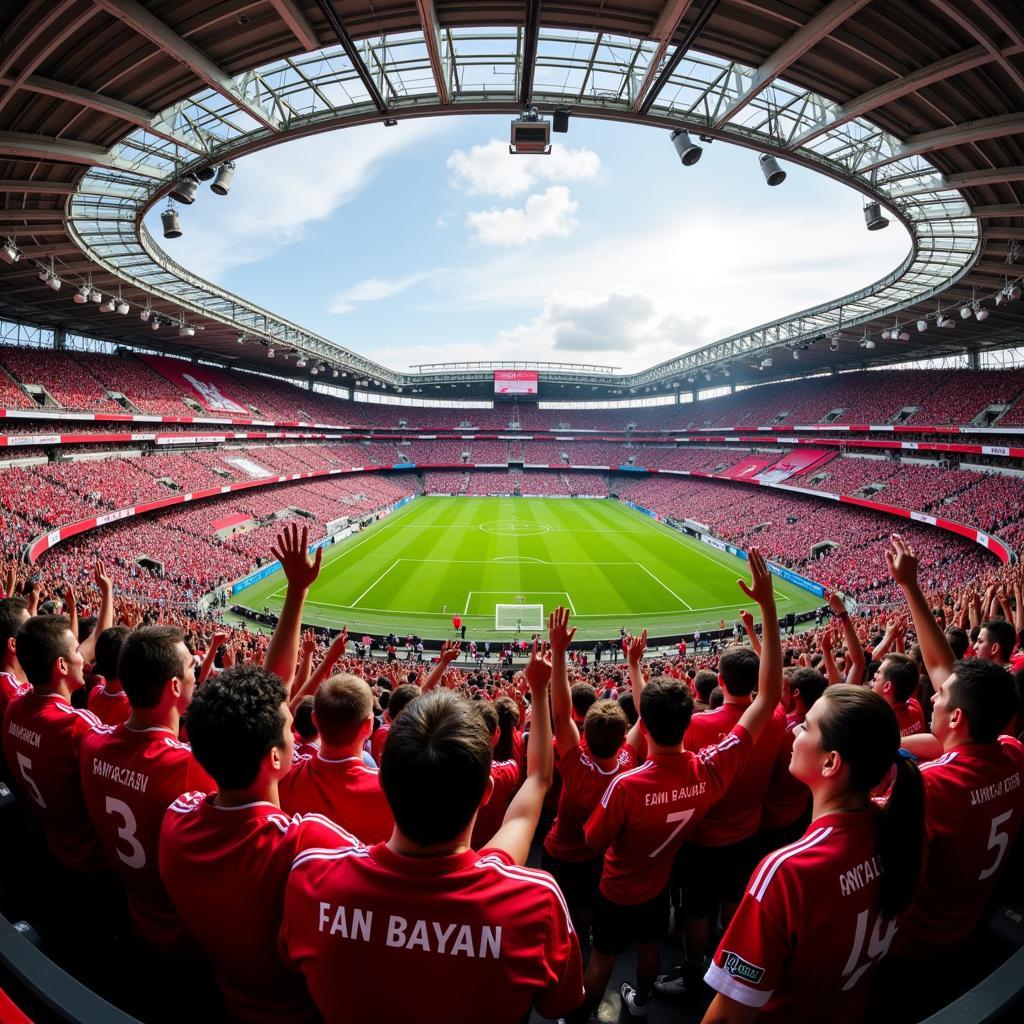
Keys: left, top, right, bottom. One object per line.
{"left": 415, "top": 0, "right": 450, "bottom": 104}
{"left": 270, "top": 0, "right": 319, "bottom": 52}
{"left": 972, "top": 205, "right": 1024, "bottom": 219}
{"left": 858, "top": 114, "right": 1024, "bottom": 172}
{"left": 519, "top": 0, "right": 543, "bottom": 107}
{"left": 886, "top": 166, "right": 1024, "bottom": 197}
{"left": 312, "top": 0, "right": 388, "bottom": 113}
{"left": 630, "top": 0, "right": 695, "bottom": 113}
{"left": 0, "top": 132, "right": 167, "bottom": 179}
{"left": 0, "top": 180, "right": 75, "bottom": 194}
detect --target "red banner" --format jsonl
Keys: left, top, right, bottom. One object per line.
{"left": 139, "top": 354, "right": 249, "bottom": 415}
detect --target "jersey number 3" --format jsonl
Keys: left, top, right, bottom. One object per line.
{"left": 106, "top": 796, "right": 146, "bottom": 869}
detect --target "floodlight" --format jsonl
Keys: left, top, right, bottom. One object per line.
{"left": 332, "top": 369, "right": 339, "bottom": 378}
{"left": 881, "top": 330, "right": 890, "bottom": 340}
{"left": 937, "top": 313, "right": 955, "bottom": 328}
{"left": 0, "top": 239, "right": 20, "bottom": 263}
{"left": 90, "top": 289, "right": 102, "bottom": 303}
{"left": 1008, "top": 283, "right": 1021, "bottom": 301}
{"left": 210, "top": 161, "right": 236, "bottom": 196}
{"left": 117, "top": 300, "right": 129, "bottom": 315}
{"left": 960, "top": 305, "right": 972, "bottom": 320}
{"left": 169, "top": 173, "right": 200, "bottom": 205}
{"left": 863, "top": 202, "right": 889, "bottom": 231}
{"left": 917, "top": 319, "right": 928, "bottom": 332}
{"left": 73, "top": 284, "right": 90, "bottom": 304}
{"left": 195, "top": 165, "right": 216, "bottom": 182}
{"left": 38, "top": 268, "right": 61, "bottom": 291}
{"left": 296, "top": 358, "right": 307, "bottom": 367}
{"left": 267, "top": 348, "right": 274, "bottom": 358}
{"left": 670, "top": 129, "right": 703, "bottom": 167}
{"left": 829, "top": 337, "right": 839, "bottom": 351}
{"left": 179, "top": 325, "right": 195, "bottom": 336}
{"left": 759, "top": 153, "right": 786, "bottom": 186}
{"left": 161, "top": 208, "right": 182, "bottom": 239}
{"left": 140, "top": 307, "right": 151, "bottom": 321}
{"left": 974, "top": 302, "right": 989, "bottom": 321}
{"left": 793, "top": 349, "right": 799, "bottom": 359}
{"left": 99, "top": 296, "right": 114, "bottom": 312}
{"left": 151, "top": 318, "right": 160, "bottom": 331}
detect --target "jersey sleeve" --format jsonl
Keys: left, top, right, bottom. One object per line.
{"left": 705, "top": 877, "right": 790, "bottom": 1009}
{"left": 583, "top": 775, "right": 627, "bottom": 852}
{"left": 533, "top": 895, "right": 585, "bottom": 1018}
{"left": 696, "top": 723, "right": 751, "bottom": 800}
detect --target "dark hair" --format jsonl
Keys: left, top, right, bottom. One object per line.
{"left": 94, "top": 626, "right": 130, "bottom": 682}
{"left": 118, "top": 626, "right": 186, "bottom": 709}
{"left": 379, "top": 690, "right": 492, "bottom": 846}
{"left": 694, "top": 669, "right": 718, "bottom": 704}
{"left": 294, "top": 695, "right": 317, "bottom": 740}
{"left": 790, "top": 667, "right": 827, "bottom": 709}
{"left": 640, "top": 676, "right": 694, "bottom": 746}
{"left": 879, "top": 653, "right": 918, "bottom": 703}
{"left": 708, "top": 686, "right": 724, "bottom": 710}
{"left": 183, "top": 665, "right": 288, "bottom": 789}
{"left": 493, "top": 696, "right": 519, "bottom": 762}
{"left": 0, "top": 597, "right": 29, "bottom": 648}
{"left": 719, "top": 645, "right": 760, "bottom": 697}
{"left": 816, "top": 686, "right": 924, "bottom": 918}
{"left": 388, "top": 683, "right": 420, "bottom": 722}
{"left": 570, "top": 682, "right": 597, "bottom": 718}
{"left": 944, "top": 627, "right": 970, "bottom": 660}
{"left": 15, "top": 615, "right": 73, "bottom": 688}
{"left": 477, "top": 701, "right": 498, "bottom": 736}
{"left": 314, "top": 674, "right": 372, "bottom": 746}
{"left": 979, "top": 620, "right": 1016, "bottom": 663}
{"left": 617, "top": 692, "right": 638, "bottom": 726}
{"left": 947, "top": 658, "right": 1016, "bottom": 744}
{"left": 584, "top": 699, "right": 628, "bottom": 758}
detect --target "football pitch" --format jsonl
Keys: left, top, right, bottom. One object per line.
{"left": 236, "top": 497, "right": 822, "bottom": 640}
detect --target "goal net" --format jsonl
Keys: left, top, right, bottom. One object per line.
{"left": 495, "top": 604, "right": 544, "bottom": 632}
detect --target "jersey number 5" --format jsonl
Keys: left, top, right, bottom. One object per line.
{"left": 978, "top": 810, "right": 1013, "bottom": 882}
{"left": 649, "top": 809, "right": 695, "bottom": 859}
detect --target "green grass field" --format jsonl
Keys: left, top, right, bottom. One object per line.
{"left": 235, "top": 497, "right": 822, "bottom": 640}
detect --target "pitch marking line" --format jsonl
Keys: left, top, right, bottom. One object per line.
{"left": 634, "top": 563, "right": 693, "bottom": 611}
{"left": 351, "top": 560, "right": 401, "bottom": 608}
{"left": 465, "top": 591, "right": 577, "bottom": 615}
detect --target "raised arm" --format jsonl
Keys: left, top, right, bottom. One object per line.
{"left": 198, "top": 629, "right": 230, "bottom": 686}
{"left": 264, "top": 524, "right": 323, "bottom": 695}
{"left": 739, "top": 609, "right": 761, "bottom": 656}
{"left": 871, "top": 617, "right": 899, "bottom": 660}
{"left": 489, "top": 641, "right": 553, "bottom": 865}
{"left": 289, "top": 627, "right": 348, "bottom": 711}
{"left": 421, "top": 640, "right": 461, "bottom": 692}
{"left": 819, "top": 627, "right": 842, "bottom": 687}
{"left": 547, "top": 606, "right": 579, "bottom": 754}
{"left": 77, "top": 561, "right": 114, "bottom": 666}
{"left": 826, "top": 589, "right": 865, "bottom": 685}
{"left": 736, "top": 550, "right": 782, "bottom": 743}
{"left": 624, "top": 629, "right": 648, "bottom": 753}
{"left": 886, "top": 534, "right": 955, "bottom": 692}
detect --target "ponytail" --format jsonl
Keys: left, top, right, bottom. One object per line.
{"left": 878, "top": 754, "right": 925, "bottom": 918}
{"left": 817, "top": 686, "right": 926, "bottom": 919}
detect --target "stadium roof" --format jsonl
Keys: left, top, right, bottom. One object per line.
{"left": 0, "top": 0, "right": 1021, "bottom": 400}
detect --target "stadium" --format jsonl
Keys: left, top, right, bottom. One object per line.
{"left": 0, "top": 0, "right": 1022, "bottom": 1022}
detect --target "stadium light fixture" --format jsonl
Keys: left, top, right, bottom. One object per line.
{"left": 1, "top": 238, "right": 20, "bottom": 263}
{"left": 670, "top": 129, "right": 703, "bottom": 167}
{"left": 959, "top": 304, "right": 972, "bottom": 320}
{"left": 296, "top": 358, "right": 307, "bottom": 367}
{"left": 936, "top": 309, "right": 955, "bottom": 328}
{"left": 210, "top": 161, "right": 236, "bottom": 196}
{"left": 974, "top": 302, "right": 989, "bottom": 321}
{"left": 169, "top": 173, "right": 200, "bottom": 205}
{"left": 916, "top": 319, "right": 928, "bottom": 332}
{"left": 116, "top": 296, "right": 129, "bottom": 315}
{"left": 267, "top": 348, "right": 274, "bottom": 358}
{"left": 140, "top": 307, "right": 151, "bottom": 321}
{"left": 161, "top": 203, "right": 182, "bottom": 239}
{"left": 195, "top": 165, "right": 216, "bottom": 182}
{"left": 37, "top": 264, "right": 61, "bottom": 291}
{"left": 1007, "top": 281, "right": 1021, "bottom": 301}
{"left": 758, "top": 153, "right": 786, "bottom": 186}
{"left": 792, "top": 349, "right": 799, "bottom": 359}
{"left": 178, "top": 322, "right": 195, "bottom": 336}
{"left": 863, "top": 202, "right": 889, "bottom": 231}
{"left": 73, "top": 283, "right": 90, "bottom": 304}
{"left": 98, "top": 296, "right": 114, "bottom": 312}
{"left": 881, "top": 330, "right": 890, "bottom": 340}
{"left": 332, "top": 369, "right": 339, "bottom": 378}
{"left": 151, "top": 318, "right": 160, "bottom": 331}
{"left": 828, "top": 334, "right": 840, "bottom": 351}
{"left": 89, "top": 288, "right": 102, "bottom": 303}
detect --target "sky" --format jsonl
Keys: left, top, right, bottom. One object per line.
{"left": 146, "top": 115, "right": 911, "bottom": 375}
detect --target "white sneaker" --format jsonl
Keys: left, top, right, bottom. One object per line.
{"left": 654, "top": 968, "right": 687, "bottom": 996}
{"left": 619, "top": 983, "right": 648, "bottom": 1020}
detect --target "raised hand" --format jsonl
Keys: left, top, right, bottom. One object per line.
{"left": 547, "top": 605, "right": 576, "bottom": 654}
{"left": 625, "top": 628, "right": 648, "bottom": 665}
{"left": 271, "top": 523, "right": 322, "bottom": 592}
{"left": 824, "top": 588, "right": 847, "bottom": 615}
{"left": 523, "top": 639, "right": 552, "bottom": 693}
{"left": 93, "top": 559, "right": 112, "bottom": 593}
{"left": 438, "top": 639, "right": 462, "bottom": 666}
{"left": 737, "top": 548, "right": 774, "bottom": 608}
{"left": 885, "top": 533, "right": 920, "bottom": 588}
{"left": 299, "top": 629, "right": 317, "bottom": 660}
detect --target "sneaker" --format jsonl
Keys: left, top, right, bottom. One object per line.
{"left": 619, "top": 982, "right": 648, "bottom": 1020}
{"left": 653, "top": 969, "right": 687, "bottom": 996}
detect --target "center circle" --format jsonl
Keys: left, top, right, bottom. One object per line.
{"left": 479, "top": 520, "right": 551, "bottom": 537}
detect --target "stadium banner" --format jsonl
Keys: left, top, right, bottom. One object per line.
{"left": 494, "top": 370, "right": 538, "bottom": 395}
{"left": 622, "top": 500, "right": 656, "bottom": 518}
{"left": 700, "top": 533, "right": 728, "bottom": 552}
{"left": 694, "top": 531, "right": 826, "bottom": 598}
{"left": 138, "top": 354, "right": 249, "bottom": 415}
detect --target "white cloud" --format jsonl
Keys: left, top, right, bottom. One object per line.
{"left": 328, "top": 270, "right": 442, "bottom": 314}
{"left": 447, "top": 139, "right": 601, "bottom": 197}
{"left": 465, "top": 186, "right": 579, "bottom": 246}
{"left": 148, "top": 121, "right": 445, "bottom": 279}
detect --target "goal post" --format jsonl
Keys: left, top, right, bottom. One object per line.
{"left": 495, "top": 604, "right": 544, "bottom": 632}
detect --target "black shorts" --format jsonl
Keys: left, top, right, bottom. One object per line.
{"left": 540, "top": 850, "right": 602, "bottom": 917}
{"left": 591, "top": 888, "right": 669, "bottom": 956}
{"left": 676, "top": 836, "right": 760, "bottom": 916}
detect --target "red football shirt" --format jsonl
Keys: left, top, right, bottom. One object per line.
{"left": 706, "top": 809, "right": 894, "bottom": 1024}
{"left": 86, "top": 681, "right": 131, "bottom": 728}
{"left": 159, "top": 793, "right": 353, "bottom": 1024}
{"left": 80, "top": 724, "right": 214, "bottom": 950}
{"left": 280, "top": 753, "right": 393, "bottom": 844}
{"left": 2, "top": 690, "right": 106, "bottom": 871}
{"left": 294, "top": 737, "right": 320, "bottom": 759}
{"left": 584, "top": 725, "right": 751, "bottom": 905}
{"left": 893, "top": 737, "right": 1024, "bottom": 958}
{"left": 470, "top": 758, "right": 520, "bottom": 850}
{"left": 893, "top": 698, "right": 925, "bottom": 738}
{"left": 281, "top": 841, "right": 584, "bottom": 1024}
{"left": 761, "top": 711, "right": 810, "bottom": 831}
{"left": 371, "top": 722, "right": 390, "bottom": 764}
{"left": 684, "top": 703, "right": 787, "bottom": 845}
{"left": 544, "top": 743, "right": 636, "bottom": 863}
{"left": 0, "top": 671, "right": 28, "bottom": 728}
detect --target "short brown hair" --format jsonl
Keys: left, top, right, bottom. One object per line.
{"left": 719, "top": 645, "right": 760, "bottom": 697}
{"left": 583, "top": 699, "right": 628, "bottom": 758}
{"left": 314, "top": 674, "right": 373, "bottom": 746}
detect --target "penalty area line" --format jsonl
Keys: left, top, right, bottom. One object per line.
{"left": 350, "top": 561, "right": 401, "bottom": 608}
{"left": 635, "top": 564, "right": 693, "bottom": 611}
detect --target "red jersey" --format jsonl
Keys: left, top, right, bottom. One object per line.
{"left": 893, "top": 737, "right": 1024, "bottom": 958}
{"left": 80, "top": 724, "right": 213, "bottom": 950}
{"left": 707, "top": 809, "right": 894, "bottom": 1024}
{"left": 761, "top": 712, "right": 810, "bottom": 830}
{"left": 584, "top": 725, "right": 751, "bottom": 904}
{"left": 159, "top": 793, "right": 352, "bottom": 1024}
{"left": 0, "top": 671, "right": 28, "bottom": 735}
{"left": 281, "top": 841, "right": 584, "bottom": 1024}
{"left": 2, "top": 691, "right": 106, "bottom": 871}
{"left": 544, "top": 743, "right": 636, "bottom": 862}
{"left": 280, "top": 753, "right": 393, "bottom": 844}
{"left": 470, "top": 757, "right": 520, "bottom": 850}
{"left": 294, "top": 737, "right": 320, "bottom": 759}
{"left": 684, "top": 702, "right": 787, "bottom": 845}
{"left": 371, "top": 722, "right": 390, "bottom": 764}
{"left": 86, "top": 681, "right": 130, "bottom": 727}
{"left": 893, "top": 698, "right": 925, "bottom": 738}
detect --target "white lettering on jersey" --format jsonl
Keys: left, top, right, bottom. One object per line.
{"left": 8, "top": 722, "right": 41, "bottom": 747}
{"left": 968, "top": 772, "right": 1021, "bottom": 806}
{"left": 839, "top": 855, "right": 883, "bottom": 897}
{"left": 315, "top": 908, "right": 503, "bottom": 958}
{"left": 644, "top": 782, "right": 707, "bottom": 806}
{"left": 91, "top": 758, "right": 150, "bottom": 793}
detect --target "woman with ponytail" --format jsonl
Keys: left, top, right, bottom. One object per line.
{"left": 701, "top": 685, "right": 925, "bottom": 1024}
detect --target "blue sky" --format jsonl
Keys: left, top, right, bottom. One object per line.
{"left": 147, "top": 114, "right": 910, "bottom": 373}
